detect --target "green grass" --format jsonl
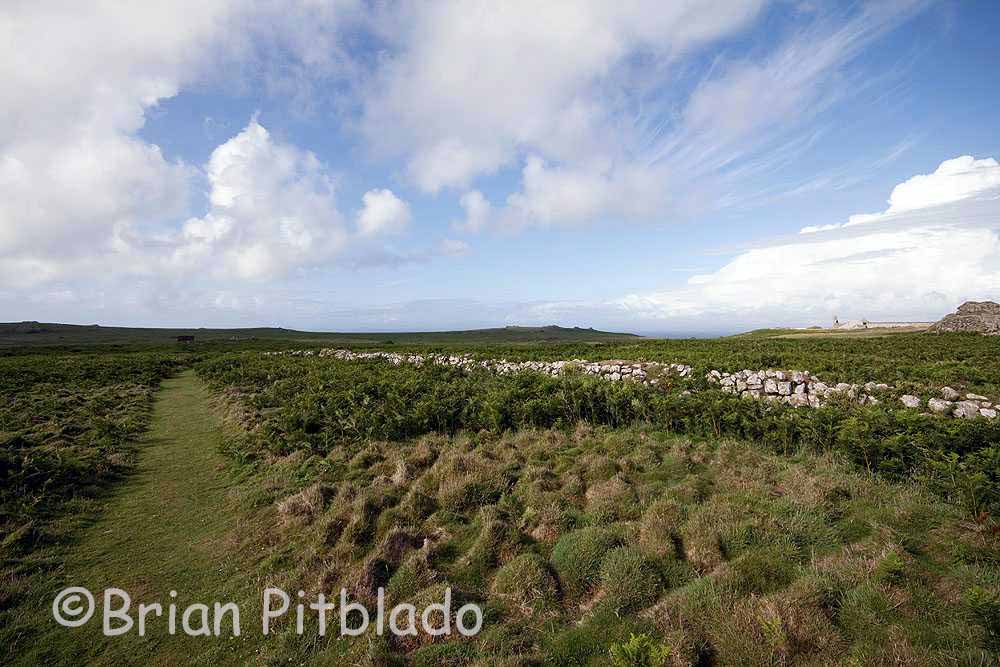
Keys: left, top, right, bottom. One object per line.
{"left": 3, "top": 332, "right": 1000, "bottom": 664}
{"left": 207, "top": 422, "right": 999, "bottom": 664}
{"left": 2, "top": 372, "right": 269, "bottom": 665}
{"left": 194, "top": 353, "right": 1000, "bottom": 515}
{"left": 1, "top": 352, "right": 179, "bottom": 543}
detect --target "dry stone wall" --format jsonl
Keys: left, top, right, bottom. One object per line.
{"left": 268, "top": 348, "right": 692, "bottom": 385}
{"left": 265, "top": 349, "right": 998, "bottom": 420}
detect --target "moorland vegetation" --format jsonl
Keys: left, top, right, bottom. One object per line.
{"left": 1, "top": 329, "right": 998, "bottom": 665}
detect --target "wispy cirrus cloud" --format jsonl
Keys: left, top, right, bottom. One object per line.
{"left": 439, "top": 0, "right": 933, "bottom": 231}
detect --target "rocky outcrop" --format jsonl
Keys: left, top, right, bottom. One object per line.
{"left": 929, "top": 301, "right": 1000, "bottom": 335}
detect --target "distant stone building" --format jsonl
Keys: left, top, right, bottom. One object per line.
{"left": 832, "top": 316, "right": 931, "bottom": 330}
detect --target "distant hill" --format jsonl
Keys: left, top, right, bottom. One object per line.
{"left": 0, "top": 322, "right": 640, "bottom": 348}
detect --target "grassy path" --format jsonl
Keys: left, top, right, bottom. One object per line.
{"left": 14, "top": 371, "right": 267, "bottom": 665}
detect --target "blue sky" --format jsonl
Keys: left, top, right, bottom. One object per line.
{"left": 2, "top": 1, "right": 999, "bottom": 334}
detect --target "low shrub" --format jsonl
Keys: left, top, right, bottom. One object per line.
{"left": 637, "top": 498, "right": 684, "bottom": 560}
{"left": 550, "top": 527, "right": 623, "bottom": 596}
{"left": 728, "top": 543, "right": 798, "bottom": 595}
{"left": 197, "top": 352, "right": 1000, "bottom": 515}
{"left": 490, "top": 552, "right": 559, "bottom": 612}
{"left": 599, "top": 546, "right": 663, "bottom": 613}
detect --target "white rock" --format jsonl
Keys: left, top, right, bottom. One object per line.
{"left": 953, "top": 400, "right": 981, "bottom": 419}
{"left": 899, "top": 395, "right": 921, "bottom": 409}
{"left": 928, "top": 398, "right": 954, "bottom": 415}
{"left": 940, "top": 386, "right": 961, "bottom": 401}
{"left": 980, "top": 408, "right": 998, "bottom": 419}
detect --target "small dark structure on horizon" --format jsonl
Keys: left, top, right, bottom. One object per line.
{"left": 176, "top": 335, "right": 195, "bottom": 343}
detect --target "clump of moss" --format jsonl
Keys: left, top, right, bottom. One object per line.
{"left": 349, "top": 443, "right": 385, "bottom": 470}
{"left": 398, "top": 475, "right": 438, "bottom": 523}
{"left": 542, "top": 624, "right": 609, "bottom": 666}
{"left": 406, "top": 435, "right": 442, "bottom": 469}
{"left": 599, "top": 546, "right": 663, "bottom": 613}
{"left": 873, "top": 548, "right": 907, "bottom": 584}
{"left": 386, "top": 551, "right": 438, "bottom": 602}
{"left": 490, "top": 552, "right": 559, "bottom": 612}
{"left": 464, "top": 506, "right": 521, "bottom": 564}
{"left": 340, "top": 491, "right": 384, "bottom": 547}
{"left": 437, "top": 467, "right": 509, "bottom": 512}
{"left": 523, "top": 500, "right": 579, "bottom": 545}
{"left": 585, "top": 475, "right": 639, "bottom": 525}
{"left": 582, "top": 454, "right": 619, "bottom": 482}
{"left": 477, "top": 622, "right": 537, "bottom": 661}
{"left": 410, "top": 640, "right": 475, "bottom": 667}
{"left": 728, "top": 544, "right": 798, "bottom": 595}
{"left": 835, "top": 582, "right": 897, "bottom": 643}
{"left": 276, "top": 482, "right": 332, "bottom": 521}
{"left": 396, "top": 584, "right": 479, "bottom": 654}
{"left": 550, "top": 527, "right": 623, "bottom": 596}
{"left": 638, "top": 498, "right": 684, "bottom": 559}
{"left": 964, "top": 585, "right": 1000, "bottom": 649}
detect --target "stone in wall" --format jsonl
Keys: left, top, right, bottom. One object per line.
{"left": 928, "top": 398, "right": 954, "bottom": 415}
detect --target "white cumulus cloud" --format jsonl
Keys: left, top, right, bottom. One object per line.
{"left": 170, "top": 120, "right": 347, "bottom": 280}
{"left": 0, "top": 0, "right": 366, "bottom": 289}
{"left": 454, "top": 190, "right": 493, "bottom": 232}
{"left": 614, "top": 156, "right": 1000, "bottom": 328}
{"left": 885, "top": 155, "right": 1000, "bottom": 214}
{"left": 801, "top": 155, "right": 1000, "bottom": 233}
{"left": 356, "top": 189, "right": 412, "bottom": 236}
